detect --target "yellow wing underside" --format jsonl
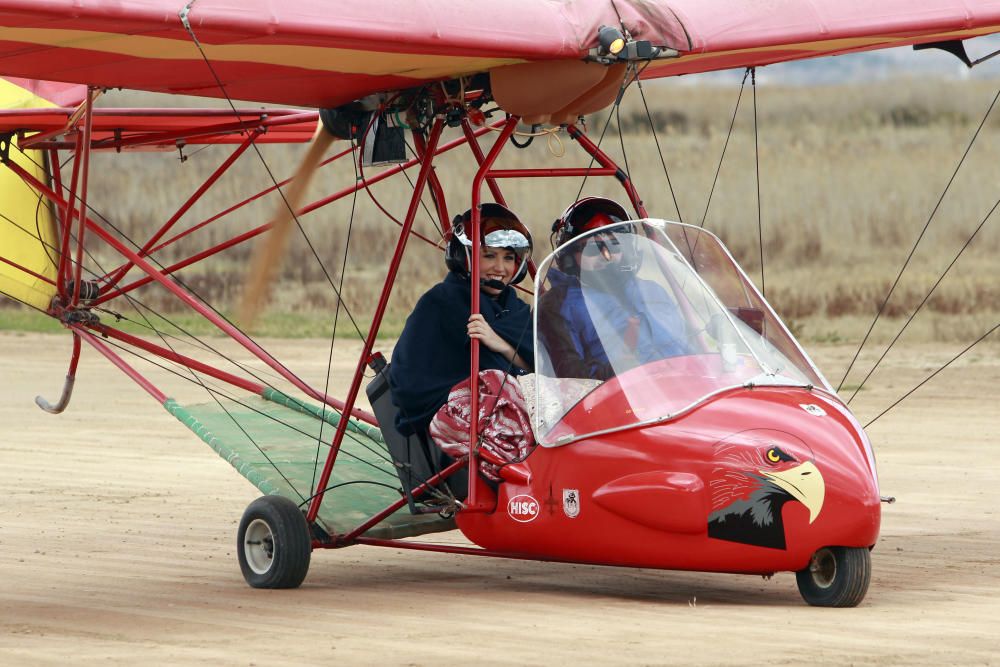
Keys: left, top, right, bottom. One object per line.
{"left": 0, "top": 78, "right": 59, "bottom": 310}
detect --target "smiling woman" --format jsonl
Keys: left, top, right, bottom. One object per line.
{"left": 386, "top": 204, "right": 535, "bottom": 485}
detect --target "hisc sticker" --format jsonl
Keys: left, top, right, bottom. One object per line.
{"left": 507, "top": 495, "right": 540, "bottom": 523}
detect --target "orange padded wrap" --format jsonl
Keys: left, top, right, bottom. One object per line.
{"left": 491, "top": 60, "right": 614, "bottom": 124}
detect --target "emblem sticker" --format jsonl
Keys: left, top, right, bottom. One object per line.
{"left": 799, "top": 403, "right": 826, "bottom": 417}
{"left": 562, "top": 489, "right": 581, "bottom": 518}
{"left": 507, "top": 494, "right": 540, "bottom": 523}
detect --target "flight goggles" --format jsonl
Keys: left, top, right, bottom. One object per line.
{"left": 456, "top": 223, "right": 531, "bottom": 254}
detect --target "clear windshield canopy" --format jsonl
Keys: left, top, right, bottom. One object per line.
{"left": 531, "top": 220, "right": 830, "bottom": 445}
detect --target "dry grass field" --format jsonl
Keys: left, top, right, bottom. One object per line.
{"left": 3, "top": 78, "right": 998, "bottom": 354}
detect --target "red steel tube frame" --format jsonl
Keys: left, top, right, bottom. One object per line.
{"left": 305, "top": 119, "right": 446, "bottom": 525}
{"left": 101, "top": 129, "right": 260, "bottom": 292}
{"left": 0, "top": 255, "right": 56, "bottom": 285}
{"left": 335, "top": 457, "right": 467, "bottom": 544}
{"left": 566, "top": 125, "right": 648, "bottom": 217}
{"left": 89, "top": 122, "right": 503, "bottom": 308}
{"left": 72, "top": 326, "right": 168, "bottom": 404}
{"left": 466, "top": 115, "right": 520, "bottom": 510}
{"left": 86, "top": 323, "right": 267, "bottom": 396}
{"left": 56, "top": 126, "right": 82, "bottom": 300}
{"left": 70, "top": 89, "right": 96, "bottom": 308}
{"left": 90, "top": 110, "right": 317, "bottom": 151}
{"left": 5, "top": 159, "right": 377, "bottom": 426}
{"left": 485, "top": 168, "right": 618, "bottom": 178}
{"left": 18, "top": 109, "right": 319, "bottom": 152}
{"left": 351, "top": 535, "right": 664, "bottom": 570}
{"left": 417, "top": 131, "right": 451, "bottom": 228}
{"left": 115, "top": 142, "right": 358, "bottom": 270}
{"left": 460, "top": 119, "right": 508, "bottom": 207}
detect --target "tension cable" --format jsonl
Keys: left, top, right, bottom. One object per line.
{"left": 180, "top": 4, "right": 367, "bottom": 343}
{"left": 312, "top": 138, "right": 363, "bottom": 495}
{"left": 863, "top": 321, "right": 999, "bottom": 428}
{"left": 751, "top": 68, "right": 765, "bottom": 297}
{"left": 700, "top": 68, "right": 750, "bottom": 228}
{"left": 837, "top": 82, "right": 1000, "bottom": 392}
{"left": 636, "top": 74, "right": 683, "bottom": 222}
{"left": 846, "top": 195, "right": 998, "bottom": 404}
{"left": 574, "top": 62, "right": 646, "bottom": 206}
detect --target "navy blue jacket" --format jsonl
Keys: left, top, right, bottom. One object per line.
{"left": 389, "top": 272, "right": 534, "bottom": 436}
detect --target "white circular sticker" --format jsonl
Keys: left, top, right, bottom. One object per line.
{"left": 507, "top": 494, "right": 540, "bottom": 523}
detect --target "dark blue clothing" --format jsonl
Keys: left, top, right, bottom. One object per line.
{"left": 389, "top": 272, "right": 534, "bottom": 436}
{"left": 538, "top": 268, "right": 688, "bottom": 380}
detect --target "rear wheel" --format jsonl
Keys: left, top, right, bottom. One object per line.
{"left": 796, "top": 546, "right": 871, "bottom": 607}
{"left": 237, "top": 495, "right": 311, "bottom": 589}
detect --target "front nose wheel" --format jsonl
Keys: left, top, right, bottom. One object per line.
{"left": 796, "top": 546, "right": 871, "bottom": 607}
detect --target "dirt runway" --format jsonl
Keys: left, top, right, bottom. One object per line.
{"left": 1, "top": 333, "right": 998, "bottom": 665}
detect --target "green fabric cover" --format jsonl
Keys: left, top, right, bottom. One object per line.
{"left": 165, "top": 391, "right": 455, "bottom": 539}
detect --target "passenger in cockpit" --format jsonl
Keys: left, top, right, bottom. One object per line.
{"left": 389, "top": 204, "right": 535, "bottom": 483}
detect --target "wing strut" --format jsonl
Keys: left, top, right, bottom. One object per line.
{"left": 913, "top": 40, "right": 1000, "bottom": 68}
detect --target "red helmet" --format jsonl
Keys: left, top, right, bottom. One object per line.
{"left": 552, "top": 197, "right": 630, "bottom": 248}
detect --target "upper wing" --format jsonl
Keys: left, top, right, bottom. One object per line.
{"left": 0, "top": 0, "right": 684, "bottom": 108}
{"left": 0, "top": 1, "right": 998, "bottom": 109}
{"left": 0, "top": 77, "right": 75, "bottom": 310}
{"left": 645, "top": 0, "right": 1000, "bottom": 79}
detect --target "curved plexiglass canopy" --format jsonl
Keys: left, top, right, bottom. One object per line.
{"left": 531, "top": 220, "right": 831, "bottom": 446}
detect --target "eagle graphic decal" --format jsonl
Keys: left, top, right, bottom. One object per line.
{"left": 707, "top": 431, "right": 825, "bottom": 550}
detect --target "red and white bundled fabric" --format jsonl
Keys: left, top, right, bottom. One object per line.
{"left": 429, "top": 369, "right": 535, "bottom": 483}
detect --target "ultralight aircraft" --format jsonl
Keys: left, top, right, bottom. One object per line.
{"left": 1, "top": 0, "right": 998, "bottom": 607}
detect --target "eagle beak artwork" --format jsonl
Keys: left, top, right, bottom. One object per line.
{"left": 708, "top": 444, "right": 828, "bottom": 550}
{"left": 759, "top": 460, "right": 825, "bottom": 524}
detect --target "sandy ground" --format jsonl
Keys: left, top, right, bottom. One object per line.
{"left": 1, "top": 331, "right": 998, "bottom": 666}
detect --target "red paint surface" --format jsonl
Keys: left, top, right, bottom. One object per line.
{"left": 0, "top": 1, "right": 996, "bottom": 108}
{"left": 459, "top": 376, "right": 880, "bottom": 574}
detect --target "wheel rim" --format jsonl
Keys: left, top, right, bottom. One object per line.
{"left": 244, "top": 518, "right": 275, "bottom": 575}
{"left": 809, "top": 548, "right": 837, "bottom": 589}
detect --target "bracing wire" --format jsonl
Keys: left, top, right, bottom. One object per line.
{"left": 312, "top": 137, "right": 363, "bottom": 495}
{"left": 97, "top": 337, "right": 395, "bottom": 475}
{"left": 837, "top": 82, "right": 1000, "bottom": 392}
{"left": 751, "top": 68, "right": 765, "bottom": 297}
{"left": 616, "top": 102, "right": 632, "bottom": 187}
{"left": 179, "top": 6, "right": 367, "bottom": 342}
{"left": 863, "top": 321, "right": 999, "bottom": 428}
{"left": 636, "top": 75, "right": 683, "bottom": 222}
{"left": 845, "top": 196, "right": 998, "bottom": 404}
{"left": 574, "top": 62, "right": 645, "bottom": 203}
{"left": 700, "top": 68, "right": 750, "bottom": 228}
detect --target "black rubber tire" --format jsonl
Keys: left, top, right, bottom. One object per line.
{"left": 237, "top": 495, "right": 311, "bottom": 589}
{"left": 796, "top": 546, "right": 871, "bottom": 607}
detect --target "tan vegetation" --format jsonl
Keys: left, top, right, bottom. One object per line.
{"left": 5, "top": 78, "right": 999, "bottom": 344}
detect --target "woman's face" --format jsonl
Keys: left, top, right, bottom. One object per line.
{"left": 480, "top": 245, "right": 518, "bottom": 296}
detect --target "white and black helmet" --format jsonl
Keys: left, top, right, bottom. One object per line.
{"left": 446, "top": 203, "right": 533, "bottom": 285}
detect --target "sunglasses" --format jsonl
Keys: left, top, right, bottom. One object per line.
{"left": 581, "top": 236, "right": 624, "bottom": 259}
